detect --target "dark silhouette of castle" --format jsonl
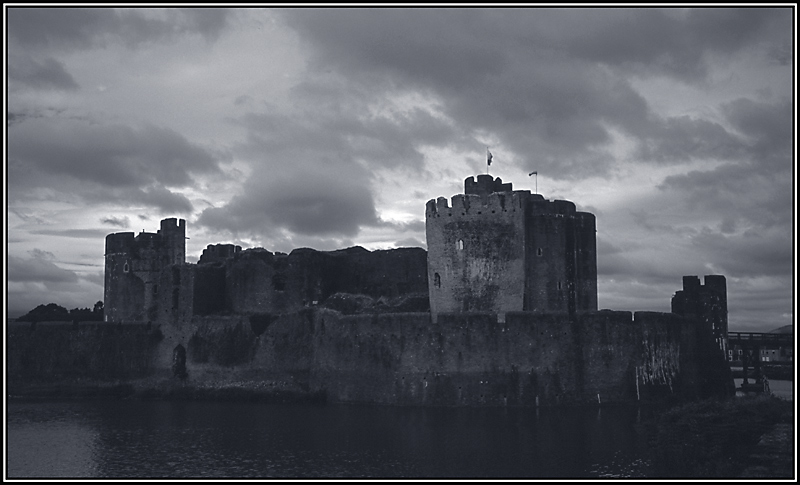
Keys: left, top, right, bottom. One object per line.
{"left": 103, "top": 174, "right": 727, "bottom": 348}
{"left": 104, "top": 218, "right": 185, "bottom": 322}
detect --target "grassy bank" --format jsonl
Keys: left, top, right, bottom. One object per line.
{"left": 647, "top": 395, "right": 793, "bottom": 478}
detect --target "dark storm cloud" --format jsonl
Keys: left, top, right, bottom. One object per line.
{"left": 198, "top": 169, "right": 379, "bottom": 238}
{"left": 29, "top": 228, "right": 110, "bottom": 239}
{"left": 561, "top": 8, "right": 789, "bottom": 81}
{"left": 200, "top": 76, "right": 457, "bottom": 241}
{"left": 690, "top": 227, "right": 792, "bottom": 278}
{"left": 10, "top": 118, "right": 220, "bottom": 188}
{"left": 101, "top": 216, "right": 130, "bottom": 228}
{"left": 28, "top": 249, "right": 56, "bottom": 260}
{"left": 721, "top": 97, "right": 793, "bottom": 166}
{"left": 7, "top": 7, "right": 231, "bottom": 50}
{"left": 8, "top": 55, "right": 79, "bottom": 91}
{"left": 8, "top": 116, "right": 222, "bottom": 214}
{"left": 280, "top": 8, "right": 790, "bottom": 180}
{"left": 633, "top": 115, "right": 749, "bottom": 164}
{"left": 8, "top": 255, "right": 80, "bottom": 285}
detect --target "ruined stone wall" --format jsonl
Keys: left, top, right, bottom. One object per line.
{"left": 198, "top": 243, "right": 241, "bottom": 265}
{"left": 672, "top": 275, "right": 729, "bottom": 352}
{"left": 104, "top": 219, "right": 185, "bottom": 323}
{"left": 158, "top": 218, "right": 186, "bottom": 267}
{"left": 215, "top": 246, "right": 428, "bottom": 317}
{"left": 7, "top": 309, "right": 729, "bottom": 405}
{"left": 155, "top": 264, "right": 195, "bottom": 327}
{"left": 308, "top": 309, "right": 708, "bottom": 406}
{"left": 104, "top": 232, "right": 140, "bottom": 322}
{"left": 426, "top": 191, "right": 530, "bottom": 314}
{"left": 574, "top": 212, "right": 598, "bottom": 312}
{"left": 225, "top": 249, "right": 282, "bottom": 314}
{"left": 193, "top": 264, "right": 227, "bottom": 316}
{"left": 523, "top": 199, "right": 598, "bottom": 314}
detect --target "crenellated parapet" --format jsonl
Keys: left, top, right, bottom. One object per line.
{"left": 426, "top": 190, "right": 534, "bottom": 219}
{"left": 199, "top": 243, "right": 242, "bottom": 265}
{"left": 672, "top": 275, "right": 728, "bottom": 352}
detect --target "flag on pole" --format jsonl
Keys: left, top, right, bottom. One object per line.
{"left": 529, "top": 171, "right": 537, "bottom": 176}
{"left": 487, "top": 148, "right": 493, "bottom": 166}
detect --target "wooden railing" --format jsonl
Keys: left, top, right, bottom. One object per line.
{"left": 728, "top": 332, "right": 793, "bottom": 346}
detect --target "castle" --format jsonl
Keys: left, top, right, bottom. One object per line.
{"left": 105, "top": 175, "right": 602, "bottom": 326}
{"left": 88, "top": 174, "right": 734, "bottom": 405}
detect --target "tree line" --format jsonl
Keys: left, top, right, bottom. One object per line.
{"left": 16, "top": 301, "right": 104, "bottom": 323}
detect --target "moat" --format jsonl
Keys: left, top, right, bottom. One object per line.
{"left": 8, "top": 399, "right": 656, "bottom": 478}
{"left": 8, "top": 384, "right": 792, "bottom": 479}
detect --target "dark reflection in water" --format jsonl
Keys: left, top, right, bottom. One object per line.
{"left": 8, "top": 400, "right": 655, "bottom": 478}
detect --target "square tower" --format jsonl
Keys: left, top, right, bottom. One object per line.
{"left": 425, "top": 176, "right": 597, "bottom": 315}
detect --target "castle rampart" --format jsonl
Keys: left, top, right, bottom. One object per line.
{"left": 81, "top": 173, "right": 733, "bottom": 406}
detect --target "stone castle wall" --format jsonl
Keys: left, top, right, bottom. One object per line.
{"left": 7, "top": 308, "right": 732, "bottom": 405}
{"left": 151, "top": 246, "right": 429, "bottom": 326}
{"left": 104, "top": 218, "right": 185, "bottom": 323}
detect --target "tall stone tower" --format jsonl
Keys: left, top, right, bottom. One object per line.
{"left": 104, "top": 218, "right": 185, "bottom": 322}
{"left": 672, "top": 275, "right": 728, "bottom": 352}
{"left": 425, "top": 174, "right": 597, "bottom": 316}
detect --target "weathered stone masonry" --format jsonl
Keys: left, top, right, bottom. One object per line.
{"left": 426, "top": 175, "right": 596, "bottom": 316}
{"left": 104, "top": 218, "right": 185, "bottom": 323}
{"left": 21, "top": 172, "right": 731, "bottom": 406}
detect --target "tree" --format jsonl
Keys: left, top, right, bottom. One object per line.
{"left": 93, "top": 301, "right": 104, "bottom": 320}
{"left": 17, "top": 303, "right": 69, "bottom": 323}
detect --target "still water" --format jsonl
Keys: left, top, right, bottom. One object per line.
{"left": 7, "top": 400, "right": 655, "bottom": 478}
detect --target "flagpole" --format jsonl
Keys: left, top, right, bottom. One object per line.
{"left": 529, "top": 171, "right": 538, "bottom": 193}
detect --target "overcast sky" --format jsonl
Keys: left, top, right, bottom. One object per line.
{"left": 5, "top": 7, "right": 795, "bottom": 331}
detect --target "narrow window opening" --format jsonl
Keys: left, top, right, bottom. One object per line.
{"left": 434, "top": 273, "right": 441, "bottom": 288}
{"left": 456, "top": 240, "right": 464, "bottom": 250}
{"left": 123, "top": 262, "right": 130, "bottom": 273}
{"left": 537, "top": 248, "right": 543, "bottom": 256}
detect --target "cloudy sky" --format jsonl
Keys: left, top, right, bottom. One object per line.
{"left": 5, "top": 7, "right": 795, "bottom": 331}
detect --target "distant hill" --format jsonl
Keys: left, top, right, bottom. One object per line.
{"left": 768, "top": 325, "right": 793, "bottom": 334}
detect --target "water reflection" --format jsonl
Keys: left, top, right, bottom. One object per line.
{"left": 8, "top": 400, "right": 656, "bottom": 478}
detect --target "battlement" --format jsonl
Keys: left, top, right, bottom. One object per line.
{"left": 464, "top": 174, "right": 513, "bottom": 195}
{"left": 105, "top": 232, "right": 135, "bottom": 254}
{"left": 159, "top": 218, "right": 185, "bottom": 233}
{"left": 672, "top": 274, "right": 728, "bottom": 350}
{"left": 199, "top": 243, "right": 242, "bottom": 264}
{"left": 676, "top": 275, "right": 727, "bottom": 300}
{"left": 528, "top": 197, "right": 577, "bottom": 215}
{"left": 426, "top": 190, "right": 534, "bottom": 218}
